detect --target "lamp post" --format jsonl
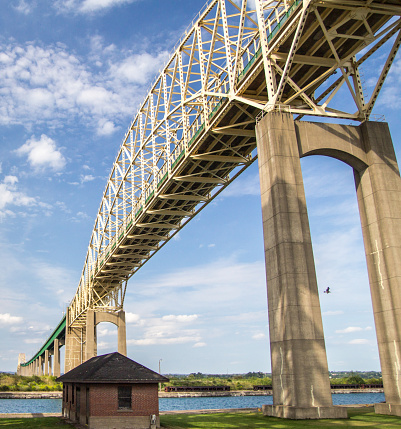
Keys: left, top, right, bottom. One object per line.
{"left": 159, "top": 359, "right": 163, "bottom": 392}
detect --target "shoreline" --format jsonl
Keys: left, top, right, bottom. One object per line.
{"left": 0, "top": 388, "right": 384, "bottom": 400}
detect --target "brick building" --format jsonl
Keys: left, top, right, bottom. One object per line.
{"left": 57, "top": 352, "right": 168, "bottom": 429}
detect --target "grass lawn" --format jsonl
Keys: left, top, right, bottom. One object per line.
{"left": 160, "top": 407, "right": 401, "bottom": 428}
{"left": 0, "top": 408, "right": 399, "bottom": 428}
{"left": 0, "top": 417, "right": 73, "bottom": 428}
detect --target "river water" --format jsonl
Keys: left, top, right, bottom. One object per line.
{"left": 0, "top": 392, "right": 385, "bottom": 414}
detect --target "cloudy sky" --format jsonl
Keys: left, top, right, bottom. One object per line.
{"left": 0, "top": 0, "right": 401, "bottom": 375}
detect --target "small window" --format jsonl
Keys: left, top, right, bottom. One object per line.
{"left": 118, "top": 386, "right": 131, "bottom": 409}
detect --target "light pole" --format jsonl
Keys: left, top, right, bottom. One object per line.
{"left": 159, "top": 359, "right": 163, "bottom": 392}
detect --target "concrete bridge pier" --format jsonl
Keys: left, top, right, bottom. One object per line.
{"left": 52, "top": 338, "right": 61, "bottom": 377}
{"left": 38, "top": 355, "right": 43, "bottom": 376}
{"left": 64, "top": 308, "right": 127, "bottom": 373}
{"left": 354, "top": 122, "right": 401, "bottom": 416}
{"left": 256, "top": 112, "right": 401, "bottom": 418}
{"left": 64, "top": 308, "right": 85, "bottom": 373}
{"left": 85, "top": 309, "right": 127, "bottom": 361}
{"left": 17, "top": 353, "right": 25, "bottom": 376}
{"left": 44, "top": 350, "right": 49, "bottom": 376}
{"left": 256, "top": 112, "right": 347, "bottom": 419}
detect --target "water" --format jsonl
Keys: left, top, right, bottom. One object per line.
{"left": 0, "top": 392, "right": 385, "bottom": 414}
{"left": 0, "top": 398, "right": 62, "bottom": 414}
{"left": 159, "top": 392, "right": 385, "bottom": 411}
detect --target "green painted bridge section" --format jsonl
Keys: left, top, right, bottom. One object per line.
{"left": 21, "top": 315, "right": 66, "bottom": 367}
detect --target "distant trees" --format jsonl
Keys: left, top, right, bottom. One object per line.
{"left": 329, "top": 371, "right": 382, "bottom": 386}
{"left": 166, "top": 374, "right": 272, "bottom": 390}
{"left": 0, "top": 373, "right": 62, "bottom": 391}
{"left": 164, "top": 371, "right": 382, "bottom": 391}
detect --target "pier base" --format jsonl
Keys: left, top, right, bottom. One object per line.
{"left": 262, "top": 405, "right": 348, "bottom": 419}
{"left": 375, "top": 403, "right": 401, "bottom": 417}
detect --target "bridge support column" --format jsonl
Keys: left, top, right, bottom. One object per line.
{"left": 354, "top": 122, "right": 401, "bottom": 416}
{"left": 255, "top": 112, "right": 347, "bottom": 419}
{"left": 53, "top": 339, "right": 61, "bottom": 377}
{"left": 38, "top": 356, "right": 43, "bottom": 376}
{"left": 44, "top": 350, "right": 49, "bottom": 376}
{"left": 64, "top": 308, "right": 84, "bottom": 373}
{"left": 17, "top": 353, "right": 25, "bottom": 376}
{"left": 85, "top": 310, "right": 97, "bottom": 361}
{"left": 118, "top": 310, "right": 127, "bottom": 356}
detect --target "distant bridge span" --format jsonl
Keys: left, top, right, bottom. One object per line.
{"left": 19, "top": 0, "right": 401, "bottom": 419}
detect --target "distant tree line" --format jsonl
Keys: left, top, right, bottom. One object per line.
{"left": 0, "top": 373, "right": 62, "bottom": 392}
{"left": 162, "top": 371, "right": 382, "bottom": 391}
{"left": 0, "top": 371, "right": 382, "bottom": 392}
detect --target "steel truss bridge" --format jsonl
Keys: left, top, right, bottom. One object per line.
{"left": 21, "top": 0, "right": 401, "bottom": 370}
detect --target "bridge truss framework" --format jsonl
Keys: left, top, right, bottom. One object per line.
{"left": 69, "top": 0, "right": 401, "bottom": 325}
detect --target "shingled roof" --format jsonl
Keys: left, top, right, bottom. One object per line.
{"left": 57, "top": 352, "right": 169, "bottom": 384}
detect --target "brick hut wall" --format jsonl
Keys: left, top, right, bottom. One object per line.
{"left": 89, "top": 383, "right": 159, "bottom": 417}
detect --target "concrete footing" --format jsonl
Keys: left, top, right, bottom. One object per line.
{"left": 262, "top": 404, "right": 348, "bottom": 419}
{"left": 375, "top": 403, "right": 401, "bottom": 417}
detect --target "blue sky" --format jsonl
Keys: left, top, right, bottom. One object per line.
{"left": 0, "top": 0, "right": 400, "bottom": 375}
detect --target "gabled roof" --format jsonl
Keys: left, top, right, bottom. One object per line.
{"left": 57, "top": 352, "right": 169, "bottom": 384}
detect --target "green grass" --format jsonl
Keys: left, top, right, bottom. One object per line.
{"left": 0, "top": 409, "right": 399, "bottom": 429}
{"left": 160, "top": 408, "right": 401, "bottom": 428}
{"left": 0, "top": 417, "right": 73, "bottom": 428}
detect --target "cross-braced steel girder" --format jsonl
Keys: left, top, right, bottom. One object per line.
{"left": 67, "top": 0, "right": 401, "bottom": 327}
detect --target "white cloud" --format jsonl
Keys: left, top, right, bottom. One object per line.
{"left": 110, "top": 52, "right": 169, "bottom": 85}
{"left": 125, "top": 312, "right": 141, "bottom": 324}
{"left": 80, "top": 174, "right": 95, "bottom": 183}
{"left": 252, "top": 332, "right": 266, "bottom": 340}
{"left": 97, "top": 120, "right": 118, "bottom": 136}
{"left": 0, "top": 41, "right": 166, "bottom": 132}
{"left": 0, "top": 175, "right": 36, "bottom": 216}
{"left": 30, "top": 261, "right": 78, "bottom": 304}
{"left": 348, "top": 339, "right": 370, "bottom": 345}
{"left": 0, "top": 313, "right": 23, "bottom": 325}
{"left": 16, "top": 135, "right": 66, "bottom": 172}
{"left": 13, "top": 0, "right": 34, "bottom": 14}
{"left": 24, "top": 338, "right": 43, "bottom": 344}
{"left": 128, "top": 335, "right": 201, "bottom": 346}
{"left": 336, "top": 326, "right": 363, "bottom": 334}
{"left": 54, "top": 0, "right": 140, "bottom": 14}
{"left": 134, "top": 258, "right": 265, "bottom": 293}
{"left": 377, "top": 55, "right": 401, "bottom": 109}
{"left": 98, "top": 328, "right": 113, "bottom": 337}
{"left": 323, "top": 310, "right": 344, "bottom": 316}
{"left": 162, "top": 314, "right": 198, "bottom": 323}
{"left": 127, "top": 313, "right": 202, "bottom": 347}
{"left": 193, "top": 342, "right": 206, "bottom": 348}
